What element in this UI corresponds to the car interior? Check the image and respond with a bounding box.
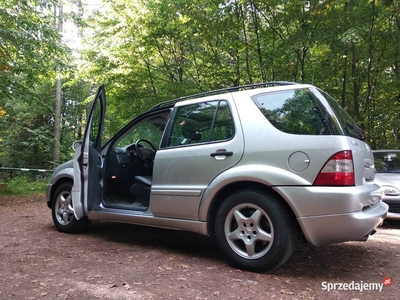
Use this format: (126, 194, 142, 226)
(102, 112, 169, 211)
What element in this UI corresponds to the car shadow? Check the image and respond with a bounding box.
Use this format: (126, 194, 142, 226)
(74, 220, 397, 277)
(84, 221, 224, 262)
(381, 218, 400, 229)
(277, 226, 397, 278)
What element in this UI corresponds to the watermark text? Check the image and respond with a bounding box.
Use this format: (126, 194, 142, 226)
(321, 277, 392, 293)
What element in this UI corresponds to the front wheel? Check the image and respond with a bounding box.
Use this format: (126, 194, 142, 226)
(51, 182, 91, 233)
(215, 190, 296, 272)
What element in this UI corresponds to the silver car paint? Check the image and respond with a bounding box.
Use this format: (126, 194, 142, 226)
(297, 202, 388, 245)
(150, 95, 244, 220)
(45, 160, 74, 204)
(47, 84, 388, 246)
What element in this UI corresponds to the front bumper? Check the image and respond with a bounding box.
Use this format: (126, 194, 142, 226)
(45, 184, 53, 208)
(381, 197, 400, 220)
(386, 212, 400, 220)
(297, 201, 388, 246)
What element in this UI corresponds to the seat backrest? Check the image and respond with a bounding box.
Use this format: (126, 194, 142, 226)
(181, 123, 202, 143)
(134, 175, 152, 187)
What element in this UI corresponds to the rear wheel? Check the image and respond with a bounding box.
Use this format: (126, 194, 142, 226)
(51, 182, 91, 233)
(215, 190, 296, 272)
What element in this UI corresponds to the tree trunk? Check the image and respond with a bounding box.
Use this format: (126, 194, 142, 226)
(53, 0, 63, 163)
(251, 0, 265, 82)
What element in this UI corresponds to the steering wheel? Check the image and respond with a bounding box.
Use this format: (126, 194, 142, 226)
(134, 139, 157, 164)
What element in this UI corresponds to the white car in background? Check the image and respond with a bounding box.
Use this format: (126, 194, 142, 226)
(373, 149, 400, 220)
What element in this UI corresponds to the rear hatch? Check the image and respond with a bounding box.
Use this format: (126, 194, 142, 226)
(248, 85, 376, 186)
(317, 88, 376, 185)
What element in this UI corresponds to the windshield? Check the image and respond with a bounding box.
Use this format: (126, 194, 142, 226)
(374, 151, 400, 173)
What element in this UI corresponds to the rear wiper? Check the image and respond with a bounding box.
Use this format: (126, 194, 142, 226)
(346, 122, 365, 140)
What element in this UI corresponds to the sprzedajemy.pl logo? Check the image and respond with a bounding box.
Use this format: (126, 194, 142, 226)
(321, 277, 392, 293)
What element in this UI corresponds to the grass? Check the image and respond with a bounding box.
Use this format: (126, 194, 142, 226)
(0, 175, 48, 195)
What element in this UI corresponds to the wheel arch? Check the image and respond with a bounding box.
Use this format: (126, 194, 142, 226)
(47, 176, 73, 209)
(204, 181, 301, 237)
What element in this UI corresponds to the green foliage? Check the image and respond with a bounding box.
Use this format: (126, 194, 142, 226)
(0, 0, 65, 101)
(0, 0, 70, 168)
(0, 175, 49, 195)
(1, 0, 400, 172)
(77, 0, 400, 150)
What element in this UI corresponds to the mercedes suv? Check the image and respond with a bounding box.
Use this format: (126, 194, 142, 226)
(46, 82, 388, 272)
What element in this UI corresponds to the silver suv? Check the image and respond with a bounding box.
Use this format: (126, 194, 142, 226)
(46, 82, 388, 272)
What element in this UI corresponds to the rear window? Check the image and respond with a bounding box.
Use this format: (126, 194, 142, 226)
(251, 89, 329, 135)
(318, 89, 365, 140)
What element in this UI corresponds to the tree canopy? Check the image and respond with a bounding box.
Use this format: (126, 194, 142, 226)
(1, 0, 399, 169)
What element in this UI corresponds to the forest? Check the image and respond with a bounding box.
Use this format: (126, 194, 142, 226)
(0, 0, 399, 170)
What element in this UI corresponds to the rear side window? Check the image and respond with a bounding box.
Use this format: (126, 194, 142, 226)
(167, 100, 234, 147)
(251, 89, 329, 135)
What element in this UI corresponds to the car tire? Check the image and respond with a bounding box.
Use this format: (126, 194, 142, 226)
(215, 189, 296, 272)
(51, 182, 91, 233)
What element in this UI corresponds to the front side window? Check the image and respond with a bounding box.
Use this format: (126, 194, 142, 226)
(251, 89, 329, 135)
(114, 114, 168, 149)
(167, 100, 234, 147)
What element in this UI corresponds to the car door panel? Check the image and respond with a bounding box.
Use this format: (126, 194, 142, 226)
(72, 85, 106, 219)
(150, 96, 244, 219)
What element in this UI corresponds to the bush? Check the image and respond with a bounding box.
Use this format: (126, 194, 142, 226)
(0, 175, 49, 195)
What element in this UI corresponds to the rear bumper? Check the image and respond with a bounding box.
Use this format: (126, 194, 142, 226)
(298, 201, 388, 246)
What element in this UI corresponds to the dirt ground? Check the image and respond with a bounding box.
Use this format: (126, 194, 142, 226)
(0, 194, 399, 300)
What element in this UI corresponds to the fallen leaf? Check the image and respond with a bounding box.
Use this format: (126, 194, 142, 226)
(178, 277, 187, 281)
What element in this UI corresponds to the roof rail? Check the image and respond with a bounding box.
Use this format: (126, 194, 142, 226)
(149, 81, 297, 110)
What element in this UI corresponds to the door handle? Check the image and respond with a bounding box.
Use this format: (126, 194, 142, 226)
(210, 150, 233, 157)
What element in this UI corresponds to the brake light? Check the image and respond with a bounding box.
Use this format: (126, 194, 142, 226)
(314, 150, 355, 186)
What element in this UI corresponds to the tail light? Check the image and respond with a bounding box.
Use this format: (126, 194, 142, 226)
(314, 150, 355, 186)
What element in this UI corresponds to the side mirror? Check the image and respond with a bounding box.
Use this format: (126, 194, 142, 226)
(72, 140, 83, 151)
